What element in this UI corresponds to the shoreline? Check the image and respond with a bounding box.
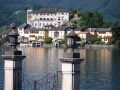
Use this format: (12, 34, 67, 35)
(1, 43, 119, 48)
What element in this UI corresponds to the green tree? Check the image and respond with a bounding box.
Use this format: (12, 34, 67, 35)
(0, 25, 9, 33)
(72, 9, 77, 16)
(79, 11, 106, 28)
(0, 37, 6, 43)
(44, 37, 53, 43)
(111, 22, 120, 45)
(92, 11, 104, 28)
(94, 37, 104, 45)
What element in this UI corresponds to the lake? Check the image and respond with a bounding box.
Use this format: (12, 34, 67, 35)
(0, 46, 120, 90)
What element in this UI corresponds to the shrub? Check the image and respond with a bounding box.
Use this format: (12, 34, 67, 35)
(0, 37, 6, 43)
(106, 38, 114, 45)
(81, 42, 86, 47)
(115, 40, 120, 46)
(44, 37, 53, 43)
(94, 41, 104, 45)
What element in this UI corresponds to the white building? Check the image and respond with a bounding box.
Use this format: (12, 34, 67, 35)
(48, 26, 69, 42)
(17, 23, 31, 42)
(27, 8, 70, 28)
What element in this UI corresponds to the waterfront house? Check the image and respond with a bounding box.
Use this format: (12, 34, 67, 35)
(66, 26, 84, 34)
(0, 28, 11, 42)
(78, 31, 87, 42)
(17, 23, 31, 43)
(27, 8, 70, 28)
(48, 25, 69, 42)
(86, 28, 112, 43)
(28, 27, 49, 42)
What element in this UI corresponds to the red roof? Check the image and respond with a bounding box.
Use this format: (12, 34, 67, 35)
(103, 36, 112, 39)
(78, 32, 87, 35)
(44, 24, 51, 27)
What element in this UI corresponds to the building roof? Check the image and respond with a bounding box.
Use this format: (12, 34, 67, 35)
(26, 26, 69, 32)
(49, 26, 69, 31)
(103, 36, 112, 39)
(31, 8, 69, 14)
(86, 28, 111, 32)
(27, 27, 48, 31)
(78, 32, 87, 35)
(0, 28, 11, 35)
(86, 28, 97, 32)
(96, 28, 111, 32)
(67, 27, 84, 31)
(18, 23, 31, 29)
(44, 24, 56, 28)
(57, 9, 69, 12)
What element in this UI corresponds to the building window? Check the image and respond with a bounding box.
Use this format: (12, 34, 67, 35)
(44, 18, 46, 20)
(29, 35, 35, 37)
(38, 36, 42, 39)
(99, 32, 106, 34)
(40, 18, 42, 20)
(19, 28, 22, 30)
(47, 18, 49, 20)
(54, 32, 59, 38)
(58, 22, 61, 26)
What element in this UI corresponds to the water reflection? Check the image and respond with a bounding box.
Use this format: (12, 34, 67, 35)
(0, 47, 120, 90)
(80, 48, 119, 90)
(111, 49, 120, 90)
(18, 47, 63, 80)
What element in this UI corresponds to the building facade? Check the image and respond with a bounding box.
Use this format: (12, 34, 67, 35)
(27, 8, 70, 28)
(28, 28, 48, 42)
(86, 28, 112, 43)
(17, 23, 31, 42)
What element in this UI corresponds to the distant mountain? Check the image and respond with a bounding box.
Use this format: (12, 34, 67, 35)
(0, 0, 120, 27)
(52, 0, 120, 22)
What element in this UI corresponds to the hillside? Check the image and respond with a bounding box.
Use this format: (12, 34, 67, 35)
(0, 0, 120, 27)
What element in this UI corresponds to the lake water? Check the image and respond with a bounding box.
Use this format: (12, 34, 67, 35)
(0, 46, 120, 90)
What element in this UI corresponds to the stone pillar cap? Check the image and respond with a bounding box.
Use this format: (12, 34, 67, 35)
(1, 55, 26, 61)
(59, 57, 84, 63)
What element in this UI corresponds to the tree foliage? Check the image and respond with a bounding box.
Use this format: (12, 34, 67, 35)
(44, 37, 53, 43)
(72, 9, 77, 16)
(79, 11, 106, 28)
(0, 37, 6, 43)
(94, 37, 104, 45)
(111, 22, 120, 45)
(0, 25, 9, 33)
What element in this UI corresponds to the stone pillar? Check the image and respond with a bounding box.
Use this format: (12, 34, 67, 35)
(60, 49, 83, 90)
(59, 24, 84, 90)
(1, 23, 26, 90)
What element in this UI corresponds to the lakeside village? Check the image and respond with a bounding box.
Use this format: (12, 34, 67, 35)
(0, 8, 119, 48)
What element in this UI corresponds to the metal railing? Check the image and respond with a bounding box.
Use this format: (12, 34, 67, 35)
(15, 70, 62, 90)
